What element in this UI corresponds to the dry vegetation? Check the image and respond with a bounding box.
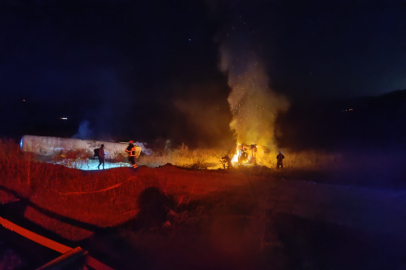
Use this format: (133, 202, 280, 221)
(137, 143, 224, 169)
(137, 142, 343, 170)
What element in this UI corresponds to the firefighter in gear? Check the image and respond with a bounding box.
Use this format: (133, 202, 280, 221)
(126, 140, 138, 169)
(221, 155, 232, 169)
(276, 151, 285, 169)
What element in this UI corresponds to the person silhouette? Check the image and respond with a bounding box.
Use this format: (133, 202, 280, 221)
(97, 144, 105, 170)
(126, 140, 138, 170)
(276, 151, 285, 169)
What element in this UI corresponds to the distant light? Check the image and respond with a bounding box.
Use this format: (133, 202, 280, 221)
(349, 109, 353, 111)
(23, 99, 25, 102)
(20, 138, 23, 149)
(60, 117, 68, 120)
(189, 39, 191, 41)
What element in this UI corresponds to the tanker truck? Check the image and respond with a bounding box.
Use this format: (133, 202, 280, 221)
(20, 135, 142, 160)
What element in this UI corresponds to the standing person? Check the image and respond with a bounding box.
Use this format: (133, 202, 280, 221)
(221, 155, 232, 169)
(276, 151, 285, 169)
(126, 140, 138, 169)
(97, 144, 105, 170)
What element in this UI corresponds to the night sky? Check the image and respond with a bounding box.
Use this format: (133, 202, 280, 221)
(1, 0, 405, 147)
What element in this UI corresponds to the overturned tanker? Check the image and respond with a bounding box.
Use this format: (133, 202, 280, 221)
(231, 143, 271, 166)
(20, 135, 141, 160)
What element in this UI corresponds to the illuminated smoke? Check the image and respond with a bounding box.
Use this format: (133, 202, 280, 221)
(219, 40, 289, 150)
(133, 142, 153, 155)
(73, 120, 93, 139)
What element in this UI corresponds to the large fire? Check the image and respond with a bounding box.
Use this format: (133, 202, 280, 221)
(231, 143, 270, 166)
(220, 35, 289, 169)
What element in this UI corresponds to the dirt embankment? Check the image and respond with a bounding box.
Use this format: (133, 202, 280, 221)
(1, 163, 406, 269)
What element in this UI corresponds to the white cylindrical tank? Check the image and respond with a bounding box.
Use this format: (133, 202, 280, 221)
(20, 135, 141, 159)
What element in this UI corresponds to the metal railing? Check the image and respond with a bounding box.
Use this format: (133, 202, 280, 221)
(0, 216, 114, 270)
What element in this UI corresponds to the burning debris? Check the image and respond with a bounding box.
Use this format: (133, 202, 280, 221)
(231, 143, 270, 166)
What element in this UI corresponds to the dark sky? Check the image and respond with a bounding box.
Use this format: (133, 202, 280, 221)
(1, 0, 405, 146)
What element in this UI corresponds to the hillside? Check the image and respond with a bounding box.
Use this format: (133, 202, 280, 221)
(277, 89, 406, 151)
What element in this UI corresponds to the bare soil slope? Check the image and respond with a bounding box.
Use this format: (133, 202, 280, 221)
(1, 165, 406, 269)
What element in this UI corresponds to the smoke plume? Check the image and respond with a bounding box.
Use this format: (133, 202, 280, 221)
(219, 26, 289, 150)
(73, 120, 93, 139)
(133, 142, 153, 155)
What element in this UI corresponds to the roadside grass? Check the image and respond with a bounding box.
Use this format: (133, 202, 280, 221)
(136, 142, 343, 170)
(137, 145, 224, 169)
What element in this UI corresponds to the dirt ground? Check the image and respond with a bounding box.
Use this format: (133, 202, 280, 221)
(1, 165, 406, 269)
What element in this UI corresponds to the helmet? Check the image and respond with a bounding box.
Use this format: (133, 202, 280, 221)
(129, 140, 134, 144)
(278, 151, 282, 154)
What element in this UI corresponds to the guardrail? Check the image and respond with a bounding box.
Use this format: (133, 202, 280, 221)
(0, 216, 114, 270)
